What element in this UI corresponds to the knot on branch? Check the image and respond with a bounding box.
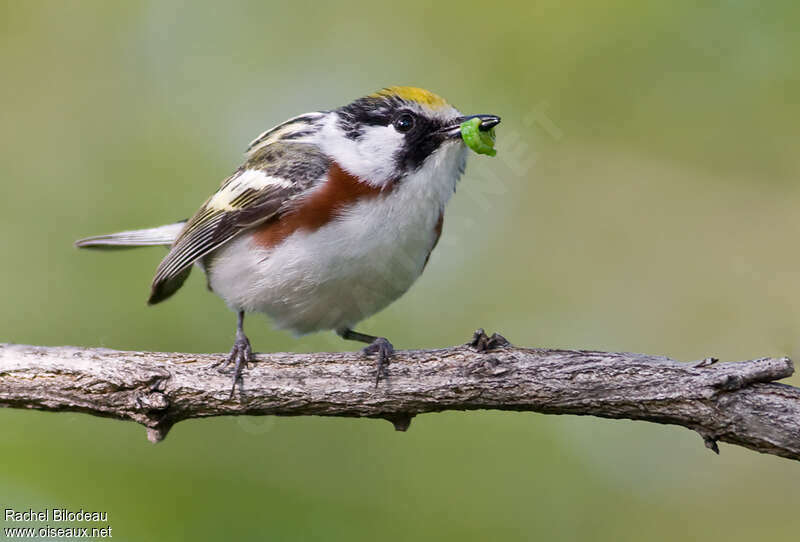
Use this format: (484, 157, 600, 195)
(463, 355, 514, 378)
(146, 423, 173, 444)
(135, 391, 169, 412)
(383, 413, 414, 432)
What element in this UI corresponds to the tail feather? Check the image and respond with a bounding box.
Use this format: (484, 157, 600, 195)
(75, 221, 186, 249)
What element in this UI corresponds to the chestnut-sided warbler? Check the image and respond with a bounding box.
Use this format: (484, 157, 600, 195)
(76, 86, 500, 395)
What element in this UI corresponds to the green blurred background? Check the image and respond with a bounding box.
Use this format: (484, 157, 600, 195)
(2, 1, 799, 540)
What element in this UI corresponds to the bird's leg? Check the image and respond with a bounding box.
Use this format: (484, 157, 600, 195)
(338, 328, 394, 386)
(212, 311, 253, 398)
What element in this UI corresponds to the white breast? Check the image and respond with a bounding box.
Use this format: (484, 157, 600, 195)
(207, 141, 467, 335)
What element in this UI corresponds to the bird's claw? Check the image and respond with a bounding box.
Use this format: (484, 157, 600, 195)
(469, 328, 511, 353)
(362, 337, 394, 387)
(212, 334, 253, 399)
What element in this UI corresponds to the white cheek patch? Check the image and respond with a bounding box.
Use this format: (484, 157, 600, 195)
(357, 124, 404, 180)
(207, 170, 292, 211)
(318, 114, 404, 186)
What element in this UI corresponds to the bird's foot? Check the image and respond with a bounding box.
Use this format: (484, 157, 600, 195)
(362, 337, 394, 387)
(469, 328, 511, 353)
(212, 334, 253, 398)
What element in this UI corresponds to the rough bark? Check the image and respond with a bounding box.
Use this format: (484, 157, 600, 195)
(0, 331, 798, 461)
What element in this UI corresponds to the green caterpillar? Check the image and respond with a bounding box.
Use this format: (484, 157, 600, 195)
(460, 117, 497, 156)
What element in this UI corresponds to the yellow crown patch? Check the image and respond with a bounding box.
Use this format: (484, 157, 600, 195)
(372, 86, 448, 109)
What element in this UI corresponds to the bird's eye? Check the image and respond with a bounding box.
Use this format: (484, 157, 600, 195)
(393, 113, 415, 133)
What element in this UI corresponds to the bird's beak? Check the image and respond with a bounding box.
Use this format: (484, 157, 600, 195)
(441, 114, 501, 139)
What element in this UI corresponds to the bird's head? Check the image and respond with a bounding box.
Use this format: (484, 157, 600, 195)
(326, 86, 500, 187)
(248, 87, 500, 189)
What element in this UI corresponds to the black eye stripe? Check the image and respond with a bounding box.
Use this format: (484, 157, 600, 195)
(396, 115, 451, 172)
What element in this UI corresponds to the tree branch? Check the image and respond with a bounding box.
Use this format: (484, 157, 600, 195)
(1, 331, 798, 461)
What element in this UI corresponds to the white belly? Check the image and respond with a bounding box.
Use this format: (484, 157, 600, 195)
(206, 143, 466, 334)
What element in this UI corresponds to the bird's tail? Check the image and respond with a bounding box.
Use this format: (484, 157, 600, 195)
(74, 221, 186, 249)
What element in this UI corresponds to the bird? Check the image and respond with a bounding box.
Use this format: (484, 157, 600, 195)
(75, 86, 500, 395)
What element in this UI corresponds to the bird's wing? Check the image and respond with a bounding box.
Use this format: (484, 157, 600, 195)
(149, 141, 330, 304)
